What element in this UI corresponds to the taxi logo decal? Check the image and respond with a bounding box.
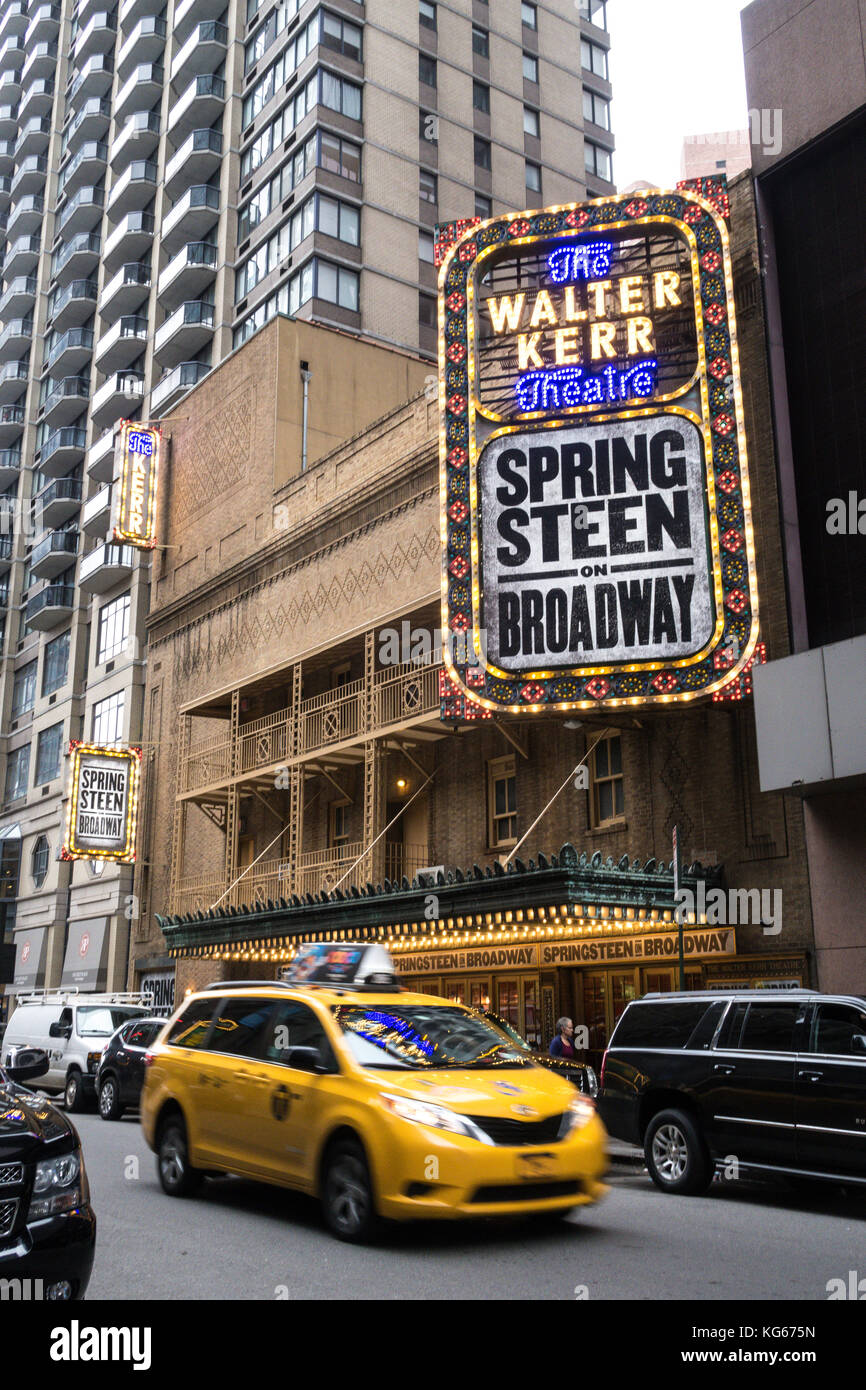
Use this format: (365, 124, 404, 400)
(511, 1105, 537, 1117)
(493, 1081, 521, 1095)
(271, 1085, 292, 1122)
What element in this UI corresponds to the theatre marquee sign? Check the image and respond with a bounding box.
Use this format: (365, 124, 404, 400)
(62, 743, 142, 863)
(437, 188, 759, 711)
(394, 927, 736, 975)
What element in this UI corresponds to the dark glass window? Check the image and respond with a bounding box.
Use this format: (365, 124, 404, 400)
(419, 0, 436, 29)
(126, 1021, 159, 1048)
(11, 660, 37, 718)
(165, 998, 216, 1050)
(521, 2, 537, 29)
(419, 53, 436, 87)
(737, 1004, 800, 1053)
(526, 161, 541, 192)
(474, 136, 491, 170)
(475, 192, 492, 219)
(31, 834, 50, 888)
(813, 1004, 866, 1056)
(35, 723, 63, 785)
(4, 745, 29, 801)
(419, 292, 436, 327)
(472, 25, 488, 58)
(419, 168, 437, 203)
(210, 997, 278, 1057)
(42, 631, 70, 696)
(473, 81, 490, 114)
(523, 51, 538, 83)
(612, 1001, 713, 1049)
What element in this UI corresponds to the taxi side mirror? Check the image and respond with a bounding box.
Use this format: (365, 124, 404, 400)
(284, 1044, 332, 1074)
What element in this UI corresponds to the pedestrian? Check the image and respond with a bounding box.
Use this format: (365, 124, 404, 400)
(549, 1016, 575, 1058)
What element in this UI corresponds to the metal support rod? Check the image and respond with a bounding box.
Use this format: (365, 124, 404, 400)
(505, 728, 611, 864)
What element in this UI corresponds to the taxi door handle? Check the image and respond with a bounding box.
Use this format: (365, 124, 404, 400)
(798, 1070, 823, 1083)
(236, 1071, 268, 1083)
(198, 1072, 222, 1087)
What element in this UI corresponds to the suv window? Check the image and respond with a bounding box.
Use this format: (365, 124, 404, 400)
(612, 1001, 712, 1048)
(737, 1003, 800, 1053)
(813, 1004, 866, 1056)
(210, 998, 278, 1058)
(165, 998, 216, 1050)
(125, 1021, 158, 1048)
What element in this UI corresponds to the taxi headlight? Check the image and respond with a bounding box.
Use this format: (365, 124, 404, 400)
(559, 1097, 596, 1136)
(381, 1093, 493, 1144)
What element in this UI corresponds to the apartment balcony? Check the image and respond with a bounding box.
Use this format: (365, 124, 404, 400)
(79, 540, 134, 592)
(172, 0, 226, 36)
(170, 20, 226, 87)
(106, 157, 157, 216)
(25, 582, 76, 629)
(57, 185, 104, 235)
(0, 274, 36, 317)
(0, 362, 28, 403)
(98, 260, 150, 319)
(0, 137, 14, 171)
(49, 278, 98, 330)
(10, 152, 46, 197)
(30, 528, 78, 578)
(0, 69, 22, 105)
(67, 53, 113, 106)
(73, 11, 116, 62)
(91, 370, 144, 427)
(157, 240, 216, 309)
(16, 77, 52, 123)
(6, 192, 43, 237)
(109, 110, 159, 171)
(0, 104, 19, 139)
(0, 447, 21, 487)
(114, 62, 163, 123)
(0, 530, 14, 567)
(0, 3, 27, 46)
(154, 301, 213, 363)
(94, 314, 148, 372)
(81, 482, 111, 536)
(102, 208, 153, 270)
(164, 127, 221, 199)
(0, 34, 24, 72)
(64, 95, 110, 147)
(116, 15, 165, 79)
(161, 183, 219, 254)
(13, 114, 49, 157)
(0, 172, 9, 208)
(0, 403, 25, 444)
(86, 427, 116, 482)
(45, 326, 94, 377)
(2, 233, 39, 277)
(52, 231, 101, 285)
(166, 73, 225, 144)
(20, 39, 57, 84)
(119, 0, 164, 28)
(25, 5, 60, 46)
(58, 139, 107, 196)
(42, 375, 90, 427)
(0, 577, 9, 608)
(0, 319, 33, 362)
(35, 475, 83, 523)
(150, 359, 208, 413)
(38, 428, 87, 478)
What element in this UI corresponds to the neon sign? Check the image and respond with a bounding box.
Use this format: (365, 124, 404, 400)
(112, 419, 161, 550)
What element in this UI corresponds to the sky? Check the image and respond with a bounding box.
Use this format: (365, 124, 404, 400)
(607, 0, 755, 191)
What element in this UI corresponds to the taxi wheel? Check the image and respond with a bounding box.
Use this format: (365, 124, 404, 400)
(98, 1076, 123, 1121)
(644, 1109, 712, 1195)
(323, 1138, 379, 1243)
(157, 1118, 203, 1198)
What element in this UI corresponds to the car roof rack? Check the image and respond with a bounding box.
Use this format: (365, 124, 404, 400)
(15, 989, 153, 1005)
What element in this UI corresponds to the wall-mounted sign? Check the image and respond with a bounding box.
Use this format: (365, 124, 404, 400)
(62, 743, 141, 863)
(437, 187, 759, 711)
(393, 927, 736, 974)
(112, 420, 161, 549)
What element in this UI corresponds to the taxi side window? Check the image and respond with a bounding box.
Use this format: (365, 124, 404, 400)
(209, 998, 277, 1058)
(166, 999, 217, 1050)
(813, 1004, 866, 1057)
(265, 1001, 337, 1071)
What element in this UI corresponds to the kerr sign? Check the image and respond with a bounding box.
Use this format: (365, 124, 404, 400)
(113, 420, 161, 549)
(62, 743, 141, 863)
(437, 185, 759, 711)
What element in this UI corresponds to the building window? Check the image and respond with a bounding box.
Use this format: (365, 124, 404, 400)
(474, 136, 491, 170)
(523, 106, 540, 138)
(35, 723, 63, 785)
(319, 131, 361, 182)
(419, 168, 437, 204)
(475, 192, 492, 219)
(473, 80, 490, 114)
(589, 734, 624, 828)
(585, 139, 613, 180)
(4, 745, 29, 801)
(97, 593, 130, 664)
(319, 70, 362, 121)
(521, 2, 537, 29)
(11, 660, 37, 719)
(579, 0, 608, 26)
(526, 161, 541, 192)
(419, 0, 436, 29)
(581, 38, 608, 78)
(312, 260, 359, 311)
(320, 10, 362, 61)
(472, 24, 488, 57)
(419, 230, 434, 263)
(419, 53, 437, 87)
(419, 291, 436, 327)
(31, 834, 50, 889)
(488, 755, 517, 847)
(329, 799, 350, 848)
(42, 631, 70, 696)
(583, 87, 610, 130)
(523, 51, 538, 83)
(92, 691, 125, 745)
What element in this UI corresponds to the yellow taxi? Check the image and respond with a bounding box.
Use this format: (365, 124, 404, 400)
(140, 942, 608, 1241)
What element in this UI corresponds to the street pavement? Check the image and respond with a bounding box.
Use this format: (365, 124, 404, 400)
(74, 1110, 866, 1301)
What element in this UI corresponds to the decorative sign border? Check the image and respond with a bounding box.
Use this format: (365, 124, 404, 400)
(437, 188, 759, 712)
(113, 419, 162, 550)
(62, 742, 142, 863)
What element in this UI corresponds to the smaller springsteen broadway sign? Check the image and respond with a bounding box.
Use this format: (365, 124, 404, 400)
(62, 744, 141, 863)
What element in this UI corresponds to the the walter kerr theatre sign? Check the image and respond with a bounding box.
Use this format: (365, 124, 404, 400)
(62, 743, 141, 863)
(437, 188, 759, 711)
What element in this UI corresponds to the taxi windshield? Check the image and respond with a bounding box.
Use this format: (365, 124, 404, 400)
(332, 1004, 533, 1070)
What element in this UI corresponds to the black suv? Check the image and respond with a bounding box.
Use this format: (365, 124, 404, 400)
(0, 1047, 96, 1299)
(97, 1016, 165, 1120)
(598, 990, 866, 1194)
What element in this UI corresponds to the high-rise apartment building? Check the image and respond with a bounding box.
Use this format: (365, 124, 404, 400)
(0, 0, 614, 1022)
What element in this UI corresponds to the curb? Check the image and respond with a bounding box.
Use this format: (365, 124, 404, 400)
(607, 1147, 646, 1169)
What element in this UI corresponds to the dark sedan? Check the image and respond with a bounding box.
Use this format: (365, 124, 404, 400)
(0, 1047, 96, 1300)
(96, 1016, 166, 1120)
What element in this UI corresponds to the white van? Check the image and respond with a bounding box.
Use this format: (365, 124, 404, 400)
(2, 989, 152, 1111)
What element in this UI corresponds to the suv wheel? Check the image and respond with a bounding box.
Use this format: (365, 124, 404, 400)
(98, 1075, 123, 1121)
(157, 1118, 202, 1198)
(64, 1070, 85, 1114)
(323, 1138, 379, 1243)
(644, 1109, 712, 1195)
